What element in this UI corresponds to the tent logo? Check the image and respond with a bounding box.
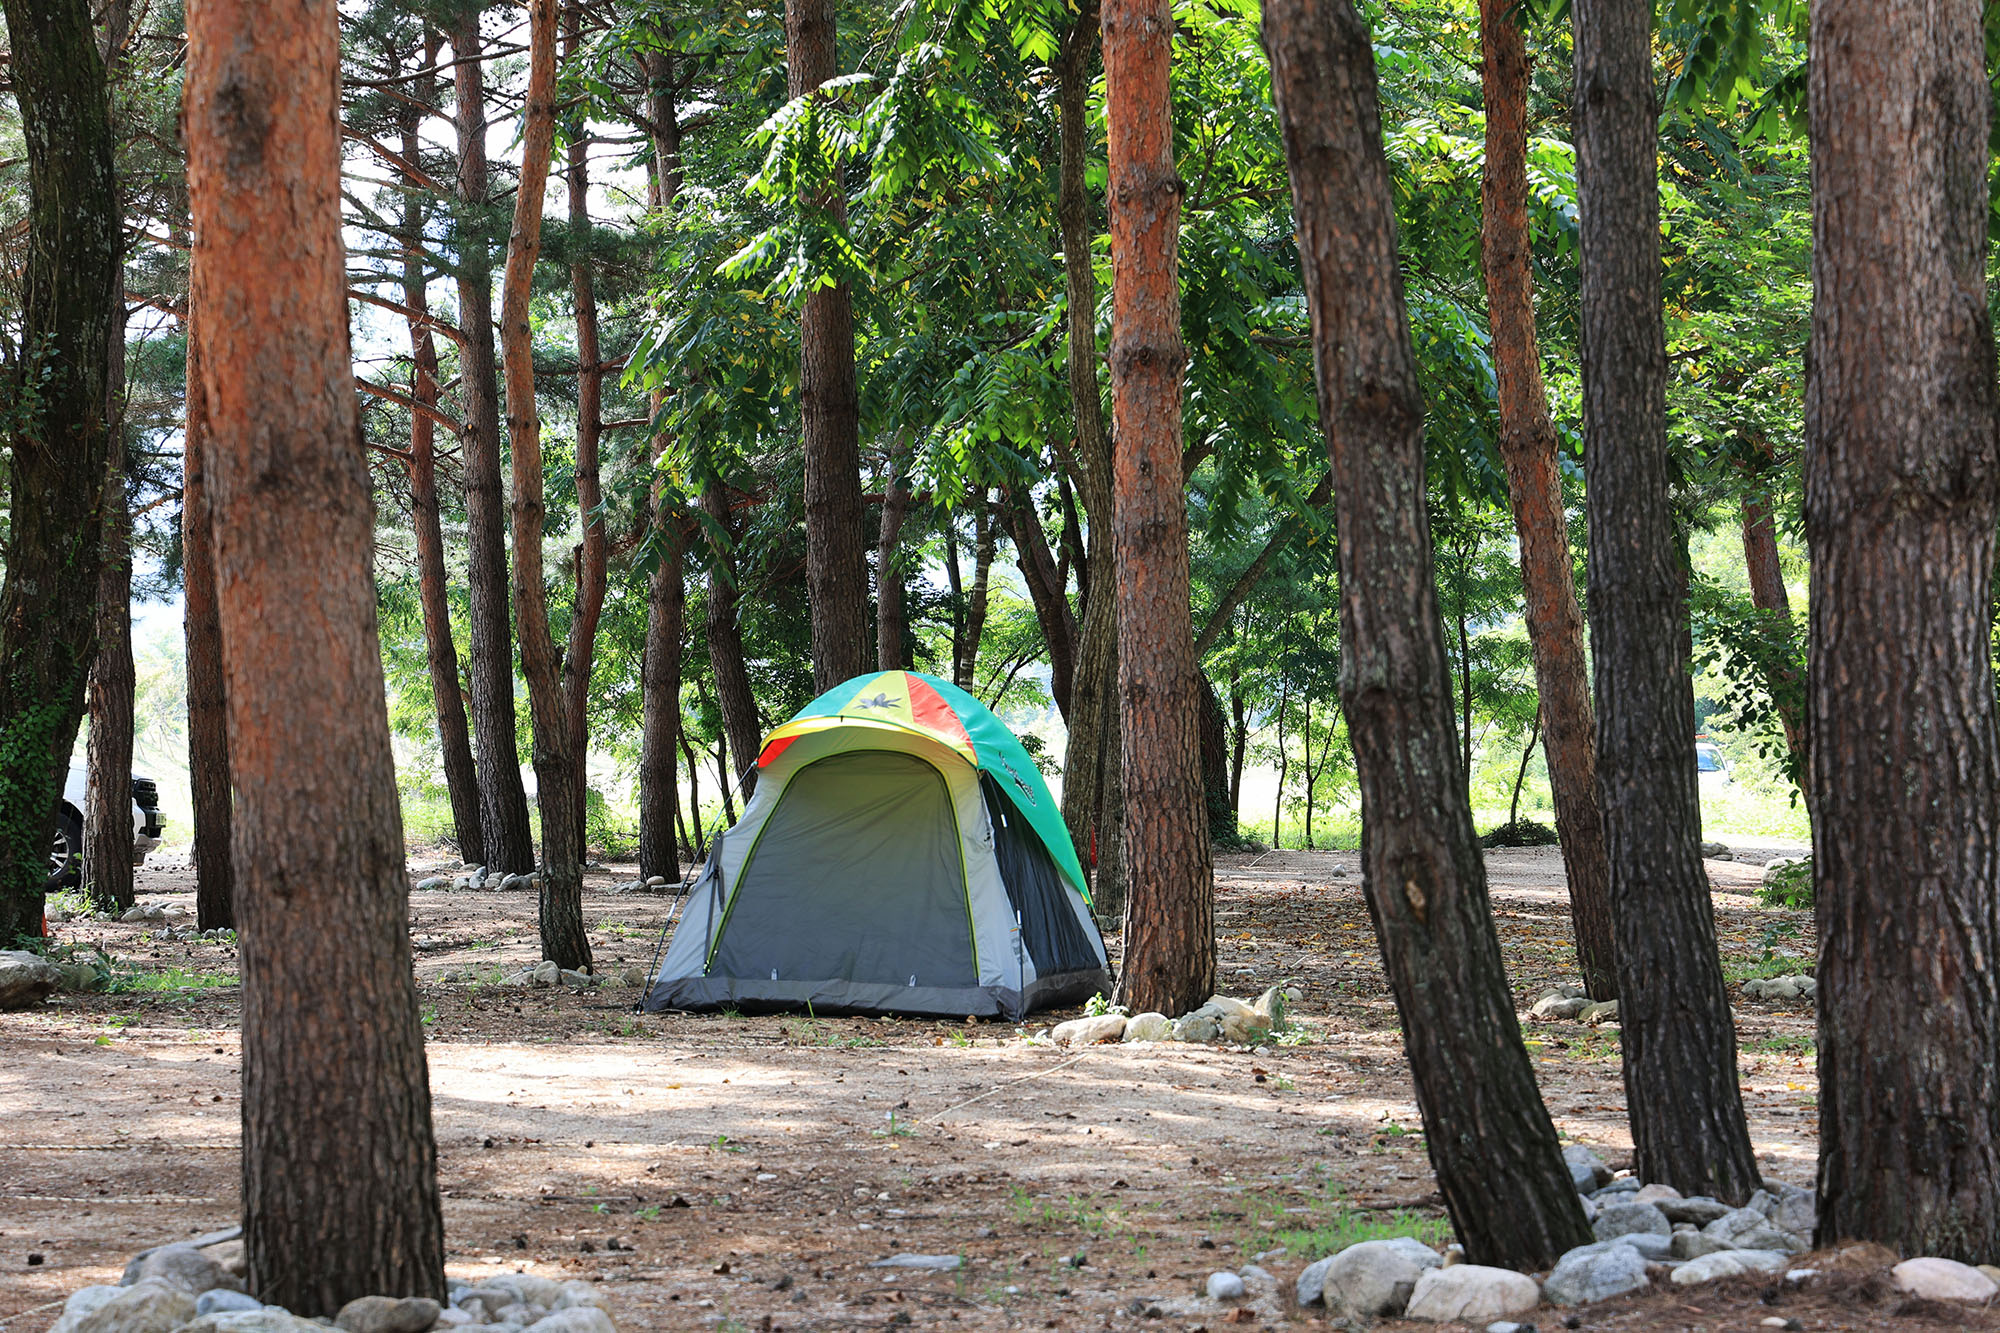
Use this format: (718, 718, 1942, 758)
(854, 692, 902, 712)
(1001, 759, 1036, 804)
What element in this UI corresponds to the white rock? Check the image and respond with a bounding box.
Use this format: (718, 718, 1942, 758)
(1122, 1012, 1173, 1042)
(1171, 1013, 1221, 1044)
(1562, 1144, 1609, 1191)
(0, 949, 62, 1009)
(1532, 994, 1589, 1019)
(194, 1293, 263, 1316)
(1297, 1237, 1440, 1312)
(433, 1311, 475, 1328)
(1669, 1250, 1789, 1286)
(868, 1254, 962, 1270)
(523, 1312, 614, 1333)
(1404, 1265, 1540, 1322)
(72, 1281, 197, 1333)
(1892, 1257, 2000, 1302)
(1632, 1183, 1683, 1205)
(48, 1286, 123, 1333)
(1204, 1271, 1246, 1302)
(552, 1284, 605, 1312)
(176, 1314, 325, 1333)
(121, 1244, 242, 1295)
(1050, 1015, 1126, 1046)
(1544, 1241, 1651, 1306)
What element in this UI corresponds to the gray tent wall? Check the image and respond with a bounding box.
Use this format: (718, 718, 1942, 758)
(645, 725, 1108, 1018)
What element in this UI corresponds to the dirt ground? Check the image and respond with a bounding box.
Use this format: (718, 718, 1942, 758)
(2, 844, 1982, 1332)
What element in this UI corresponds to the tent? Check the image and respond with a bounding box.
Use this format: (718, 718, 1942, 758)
(644, 670, 1110, 1019)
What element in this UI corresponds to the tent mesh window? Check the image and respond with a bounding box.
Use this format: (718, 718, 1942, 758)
(980, 772, 1101, 975)
(709, 750, 977, 987)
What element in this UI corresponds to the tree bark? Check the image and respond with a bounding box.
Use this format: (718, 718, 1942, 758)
(1739, 453, 1805, 763)
(1103, 0, 1216, 1019)
(0, 0, 117, 941)
(702, 479, 763, 797)
(452, 8, 536, 874)
(876, 434, 913, 671)
(1572, 0, 1759, 1201)
(184, 0, 444, 1305)
(1003, 482, 1077, 713)
(1478, 0, 1617, 1000)
(956, 495, 996, 690)
(787, 0, 871, 690)
(1807, 0, 2000, 1260)
(503, 0, 591, 971)
(400, 86, 485, 868)
(1055, 0, 1126, 917)
(637, 31, 687, 881)
(561, 0, 609, 854)
(88, 269, 136, 915)
(183, 298, 234, 933)
(1262, 0, 1594, 1269)
(638, 517, 685, 881)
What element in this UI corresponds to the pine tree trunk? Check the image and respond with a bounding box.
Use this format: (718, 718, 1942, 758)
(702, 479, 763, 797)
(400, 96, 485, 868)
(638, 516, 685, 882)
(1571, 0, 1759, 1201)
(452, 8, 536, 875)
(1807, 0, 2000, 1260)
(1262, 0, 1594, 1269)
(787, 0, 871, 690)
(1055, 0, 1126, 916)
(88, 286, 136, 915)
(504, 0, 590, 972)
(1479, 0, 1617, 999)
(1739, 458, 1805, 764)
(1004, 483, 1077, 712)
(956, 496, 996, 690)
(876, 434, 913, 671)
(0, 0, 117, 941)
(562, 2, 609, 854)
(637, 33, 687, 881)
(1102, 0, 1216, 1019)
(183, 300, 234, 933)
(184, 0, 444, 1304)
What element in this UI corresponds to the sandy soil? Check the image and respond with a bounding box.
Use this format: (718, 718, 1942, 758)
(3, 843, 1975, 1332)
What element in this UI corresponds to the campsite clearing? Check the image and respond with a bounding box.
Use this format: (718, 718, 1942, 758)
(4, 846, 1955, 1332)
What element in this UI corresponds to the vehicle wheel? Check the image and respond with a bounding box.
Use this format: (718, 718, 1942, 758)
(47, 804, 82, 890)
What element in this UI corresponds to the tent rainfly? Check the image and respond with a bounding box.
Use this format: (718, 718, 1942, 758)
(644, 671, 1110, 1019)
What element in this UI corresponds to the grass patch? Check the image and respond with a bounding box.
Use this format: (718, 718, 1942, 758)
(1723, 955, 1813, 984)
(1741, 1033, 1816, 1057)
(1237, 1176, 1451, 1257)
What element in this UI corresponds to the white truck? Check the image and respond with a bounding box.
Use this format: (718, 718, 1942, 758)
(48, 767, 165, 887)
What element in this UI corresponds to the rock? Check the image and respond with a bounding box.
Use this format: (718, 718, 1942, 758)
(434, 1313, 474, 1329)
(1204, 1271, 1246, 1302)
(493, 1305, 534, 1326)
(1658, 1196, 1732, 1227)
(521, 1316, 611, 1333)
(1544, 1242, 1652, 1306)
(336, 1297, 441, 1333)
(1202, 995, 1259, 1020)
(1122, 1012, 1173, 1043)
(122, 1244, 244, 1295)
(74, 1281, 199, 1333)
(0, 949, 62, 1009)
(196, 1293, 264, 1317)
(1251, 986, 1289, 1030)
(176, 1313, 325, 1333)
(1591, 1176, 1641, 1198)
(1486, 1325, 1532, 1333)
(1532, 994, 1589, 1020)
(1593, 1201, 1671, 1242)
(415, 877, 448, 891)
(1701, 1207, 1768, 1243)
(1700, 841, 1730, 859)
(1217, 1009, 1271, 1045)
(645, 875, 668, 888)
(1579, 999, 1619, 1025)
(1562, 1145, 1610, 1191)
(551, 1284, 604, 1313)
(1404, 1265, 1540, 1322)
(1610, 1232, 1673, 1260)
(868, 1255, 963, 1271)
(1171, 1013, 1220, 1044)
(1051, 1015, 1126, 1046)
(530, 960, 560, 986)
(1576, 1194, 1598, 1223)
(559, 970, 595, 989)
(1297, 1237, 1441, 1314)
(1631, 1183, 1682, 1206)
(1769, 1184, 1815, 1237)
(1671, 1231, 1736, 1260)
(1891, 1257, 2000, 1302)
(1761, 857, 1805, 885)
(48, 1287, 124, 1333)
(1671, 1250, 1790, 1286)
